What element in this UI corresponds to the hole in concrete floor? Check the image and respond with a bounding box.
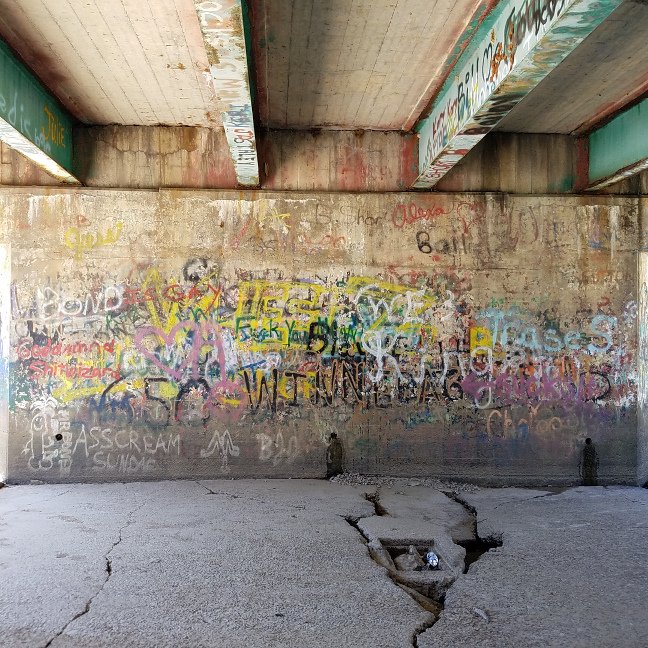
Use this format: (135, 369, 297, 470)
(456, 537, 502, 574)
(385, 544, 438, 569)
(364, 491, 387, 516)
(347, 493, 505, 647)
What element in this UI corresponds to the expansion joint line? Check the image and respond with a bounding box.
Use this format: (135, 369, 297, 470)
(42, 501, 147, 648)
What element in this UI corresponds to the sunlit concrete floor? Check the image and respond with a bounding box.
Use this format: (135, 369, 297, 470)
(0, 480, 646, 648)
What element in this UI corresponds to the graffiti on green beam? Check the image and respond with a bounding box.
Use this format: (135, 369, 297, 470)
(414, 0, 623, 188)
(195, 0, 259, 187)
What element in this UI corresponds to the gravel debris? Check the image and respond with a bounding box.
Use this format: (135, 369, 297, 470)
(329, 472, 480, 493)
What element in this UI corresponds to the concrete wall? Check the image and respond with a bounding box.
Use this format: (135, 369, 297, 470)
(8, 124, 648, 196)
(2, 127, 578, 195)
(0, 188, 639, 484)
(260, 130, 419, 192)
(74, 127, 238, 189)
(0, 243, 8, 481)
(638, 253, 648, 486)
(437, 133, 577, 194)
(75, 127, 418, 192)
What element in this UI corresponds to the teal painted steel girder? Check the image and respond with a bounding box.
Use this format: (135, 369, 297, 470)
(413, 0, 623, 189)
(589, 98, 648, 190)
(0, 38, 77, 181)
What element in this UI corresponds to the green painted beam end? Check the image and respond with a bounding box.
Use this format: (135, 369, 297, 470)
(0, 39, 76, 177)
(589, 98, 648, 186)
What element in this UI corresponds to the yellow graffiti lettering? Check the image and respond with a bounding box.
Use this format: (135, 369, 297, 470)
(64, 222, 123, 260)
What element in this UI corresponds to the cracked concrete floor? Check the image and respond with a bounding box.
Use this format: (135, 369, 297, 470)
(0, 481, 647, 648)
(419, 486, 648, 648)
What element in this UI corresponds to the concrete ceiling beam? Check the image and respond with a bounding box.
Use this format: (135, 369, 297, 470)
(0, 38, 79, 184)
(194, 0, 259, 187)
(587, 98, 648, 191)
(412, 0, 624, 189)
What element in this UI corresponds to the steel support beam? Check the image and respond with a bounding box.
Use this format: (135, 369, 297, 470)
(413, 0, 623, 189)
(0, 39, 78, 184)
(195, 1, 259, 187)
(588, 98, 648, 190)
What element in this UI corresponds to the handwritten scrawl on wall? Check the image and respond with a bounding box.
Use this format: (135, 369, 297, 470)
(4, 192, 639, 481)
(11, 266, 636, 478)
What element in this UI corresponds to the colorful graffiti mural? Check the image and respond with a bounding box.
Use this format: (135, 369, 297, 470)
(1, 190, 639, 483)
(9, 262, 637, 479)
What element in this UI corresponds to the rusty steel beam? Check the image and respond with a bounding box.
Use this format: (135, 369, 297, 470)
(194, 0, 259, 187)
(413, 0, 623, 189)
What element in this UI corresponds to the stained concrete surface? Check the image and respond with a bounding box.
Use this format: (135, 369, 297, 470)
(0, 481, 646, 648)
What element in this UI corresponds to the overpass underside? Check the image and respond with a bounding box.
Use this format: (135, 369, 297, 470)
(1, 0, 648, 486)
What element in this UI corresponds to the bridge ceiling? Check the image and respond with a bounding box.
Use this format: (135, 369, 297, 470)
(2, 0, 644, 138)
(496, 0, 648, 136)
(251, 0, 489, 130)
(0, 0, 647, 189)
(0, 0, 217, 126)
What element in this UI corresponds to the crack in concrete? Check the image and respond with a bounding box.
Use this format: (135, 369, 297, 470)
(409, 491, 502, 644)
(344, 513, 370, 540)
(443, 491, 477, 516)
(196, 480, 311, 511)
(197, 481, 256, 501)
(529, 491, 566, 500)
(344, 489, 437, 648)
(364, 487, 388, 516)
(196, 481, 222, 496)
(412, 617, 437, 648)
(443, 492, 503, 561)
(41, 501, 146, 648)
(0, 488, 76, 518)
(617, 491, 648, 506)
(484, 489, 566, 512)
(402, 491, 504, 644)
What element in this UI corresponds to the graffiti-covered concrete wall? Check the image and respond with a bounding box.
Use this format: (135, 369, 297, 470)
(638, 252, 648, 486)
(0, 188, 639, 484)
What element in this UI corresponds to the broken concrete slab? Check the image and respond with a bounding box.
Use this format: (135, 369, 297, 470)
(1, 481, 647, 648)
(380, 487, 476, 543)
(0, 480, 426, 648)
(419, 486, 648, 648)
(358, 487, 474, 577)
